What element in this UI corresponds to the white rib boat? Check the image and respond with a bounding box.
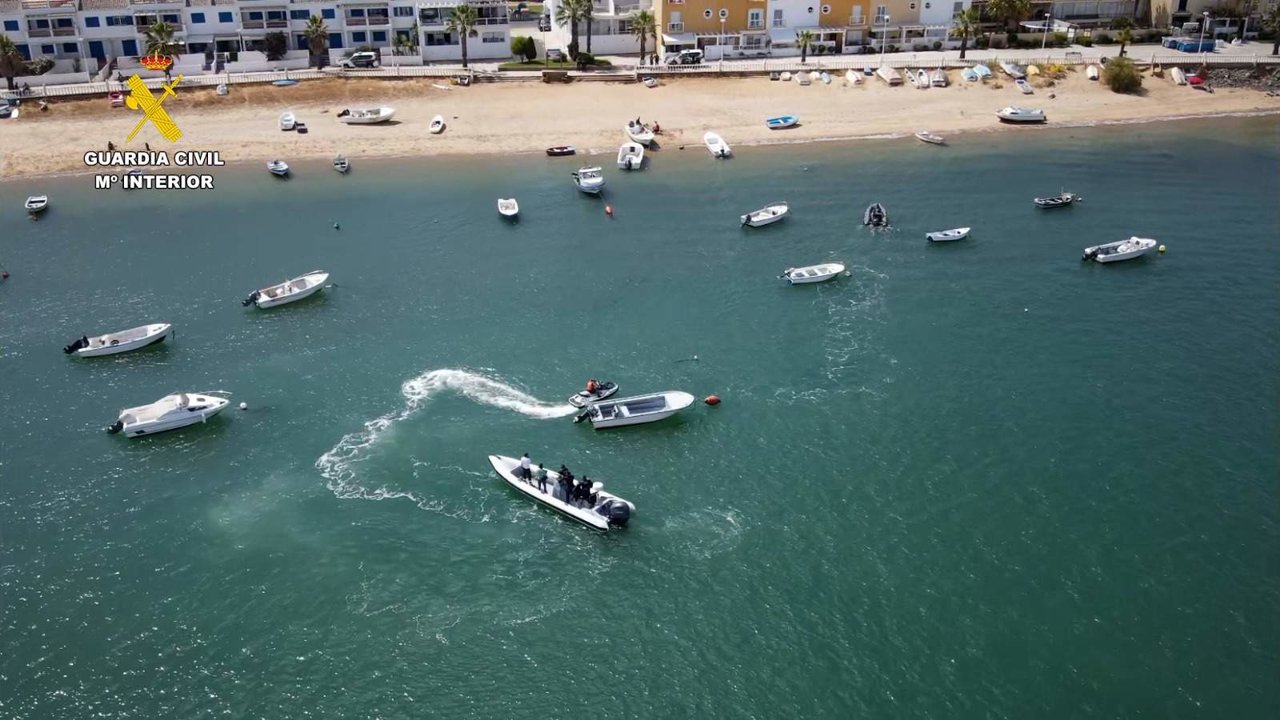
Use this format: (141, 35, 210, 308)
(64, 323, 172, 357)
(741, 202, 789, 227)
(497, 197, 519, 218)
(780, 262, 846, 285)
(279, 111, 296, 131)
(616, 141, 645, 170)
(574, 390, 696, 429)
(625, 122, 655, 146)
(429, 114, 445, 134)
(336, 106, 395, 124)
(243, 270, 330, 308)
(568, 380, 619, 408)
(106, 392, 231, 438)
(332, 154, 350, 173)
(704, 131, 731, 158)
(572, 166, 605, 195)
(487, 454, 635, 531)
(25, 195, 48, 214)
(1082, 236, 1158, 263)
(926, 227, 970, 242)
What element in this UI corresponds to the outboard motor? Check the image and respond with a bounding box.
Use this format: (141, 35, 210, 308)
(64, 335, 89, 354)
(106, 419, 124, 434)
(241, 290, 260, 307)
(601, 499, 631, 528)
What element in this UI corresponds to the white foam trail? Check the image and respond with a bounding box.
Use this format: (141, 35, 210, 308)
(316, 368, 575, 502)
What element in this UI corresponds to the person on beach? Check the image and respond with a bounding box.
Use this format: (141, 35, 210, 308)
(107, 141, 115, 152)
(534, 464, 547, 493)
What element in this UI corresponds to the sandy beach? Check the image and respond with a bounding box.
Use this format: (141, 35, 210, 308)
(2, 70, 1279, 178)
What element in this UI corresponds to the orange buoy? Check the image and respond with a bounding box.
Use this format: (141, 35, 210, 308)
(605, 205, 613, 216)
(704, 395, 721, 406)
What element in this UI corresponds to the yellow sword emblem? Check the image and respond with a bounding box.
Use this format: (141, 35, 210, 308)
(125, 74, 184, 143)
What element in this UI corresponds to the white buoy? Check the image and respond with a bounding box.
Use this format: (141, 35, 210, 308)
(239, 402, 248, 410)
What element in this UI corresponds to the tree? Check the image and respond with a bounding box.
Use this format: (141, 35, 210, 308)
(1265, 4, 1280, 55)
(953, 7, 980, 60)
(522, 35, 537, 61)
(583, 0, 594, 54)
(797, 29, 813, 63)
(263, 31, 288, 61)
(1102, 56, 1142, 93)
(631, 9, 656, 66)
(986, 0, 1031, 32)
(0, 35, 25, 91)
(143, 21, 183, 79)
(447, 3, 479, 68)
(395, 23, 420, 56)
(1117, 26, 1133, 56)
(303, 15, 329, 67)
(554, 0, 586, 59)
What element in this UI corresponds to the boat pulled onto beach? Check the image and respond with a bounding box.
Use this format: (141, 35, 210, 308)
(337, 107, 395, 124)
(997, 106, 1047, 124)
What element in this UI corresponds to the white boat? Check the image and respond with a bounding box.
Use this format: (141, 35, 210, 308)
(332, 154, 350, 173)
(64, 323, 172, 357)
(741, 202, 789, 227)
(1000, 61, 1027, 79)
(1082, 236, 1158, 263)
(487, 454, 634, 531)
(266, 160, 289, 176)
(574, 390, 696, 429)
(572, 166, 605, 195)
(616, 141, 645, 170)
(279, 111, 296, 131)
(625, 121, 655, 146)
(820, 71, 831, 84)
(765, 115, 799, 129)
(996, 106, 1046, 123)
(568, 380, 619, 408)
(915, 130, 945, 145)
(1086, 64, 1100, 80)
(845, 69, 861, 85)
(781, 71, 793, 82)
(931, 68, 948, 87)
(497, 197, 519, 218)
(1016, 78, 1034, 94)
(973, 64, 993, 79)
(796, 72, 812, 86)
(336, 106, 395, 124)
(1034, 191, 1079, 209)
(25, 195, 48, 214)
(1171, 67, 1188, 85)
(704, 131, 731, 158)
(106, 391, 230, 438)
(243, 270, 330, 309)
(875, 66, 903, 86)
(926, 227, 970, 242)
(642, 76, 658, 88)
(809, 70, 821, 82)
(916, 69, 930, 89)
(962, 67, 979, 82)
(429, 114, 445, 134)
(779, 262, 846, 285)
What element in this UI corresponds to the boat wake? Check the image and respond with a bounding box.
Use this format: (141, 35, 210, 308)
(315, 368, 576, 507)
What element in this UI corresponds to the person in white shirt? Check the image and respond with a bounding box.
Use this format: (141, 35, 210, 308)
(519, 453, 532, 483)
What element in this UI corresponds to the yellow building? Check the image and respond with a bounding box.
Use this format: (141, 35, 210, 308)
(657, 0, 875, 59)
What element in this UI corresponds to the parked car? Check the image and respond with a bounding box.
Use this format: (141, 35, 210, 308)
(340, 51, 380, 69)
(665, 49, 704, 65)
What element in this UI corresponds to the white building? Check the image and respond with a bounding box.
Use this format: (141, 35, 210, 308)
(542, 0, 650, 57)
(417, 0, 510, 62)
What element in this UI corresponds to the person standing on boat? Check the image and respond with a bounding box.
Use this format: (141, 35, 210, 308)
(534, 464, 548, 493)
(519, 453, 532, 483)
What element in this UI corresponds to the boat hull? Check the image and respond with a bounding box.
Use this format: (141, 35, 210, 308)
(488, 455, 634, 531)
(741, 204, 788, 227)
(926, 228, 970, 242)
(74, 324, 172, 357)
(584, 391, 695, 430)
(119, 396, 229, 438)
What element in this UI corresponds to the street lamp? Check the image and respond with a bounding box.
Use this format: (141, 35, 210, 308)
(1199, 11, 1210, 57)
(719, 16, 726, 72)
(878, 13, 890, 68)
(1041, 13, 1051, 52)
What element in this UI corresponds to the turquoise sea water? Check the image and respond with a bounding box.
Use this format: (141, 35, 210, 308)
(1, 118, 1277, 718)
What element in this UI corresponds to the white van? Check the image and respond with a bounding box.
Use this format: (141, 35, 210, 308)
(340, 51, 380, 69)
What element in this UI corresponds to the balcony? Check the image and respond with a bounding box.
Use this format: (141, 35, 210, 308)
(848, 14, 866, 27)
(747, 20, 763, 30)
(667, 21, 683, 31)
(27, 26, 79, 37)
(20, 0, 77, 8)
(346, 15, 391, 26)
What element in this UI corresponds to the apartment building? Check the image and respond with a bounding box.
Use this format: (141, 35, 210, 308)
(542, 0, 652, 56)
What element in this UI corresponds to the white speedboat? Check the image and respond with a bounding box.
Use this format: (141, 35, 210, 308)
(487, 454, 634, 531)
(875, 66, 903, 86)
(931, 68, 948, 87)
(1086, 64, 1100, 81)
(25, 195, 48, 214)
(267, 160, 290, 176)
(332, 154, 350, 173)
(1016, 78, 1034, 94)
(926, 227, 970, 242)
(796, 72, 812, 86)
(279, 111, 296, 131)
(429, 114, 445, 134)
(1082, 236, 1158, 263)
(572, 166, 605, 195)
(845, 69, 861, 85)
(915, 130, 945, 145)
(106, 392, 231, 438)
(625, 121, 655, 146)
(781, 71, 793, 82)
(741, 202, 789, 227)
(575, 390, 695, 429)
(243, 270, 330, 309)
(568, 380, 619, 408)
(65, 323, 172, 357)
(780, 262, 846, 285)
(337, 106, 395, 124)
(497, 197, 519, 218)
(704, 131, 731, 158)
(616, 141, 645, 170)
(916, 69, 930, 89)
(642, 76, 658, 88)
(997, 106, 1046, 123)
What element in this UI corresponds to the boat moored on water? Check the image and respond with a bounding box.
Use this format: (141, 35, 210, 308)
(332, 154, 350, 173)
(243, 270, 330, 308)
(741, 202, 789, 227)
(488, 454, 634, 531)
(617, 142, 645, 170)
(574, 390, 696, 429)
(568, 380, 619, 408)
(915, 130, 945, 145)
(766, 115, 798, 129)
(572, 166, 606, 194)
(1082, 236, 1158, 263)
(267, 160, 290, 176)
(926, 227, 970, 242)
(106, 392, 231, 438)
(65, 323, 172, 357)
(1034, 191, 1079, 208)
(337, 107, 395, 124)
(497, 197, 519, 218)
(864, 202, 889, 227)
(997, 106, 1047, 123)
(780, 262, 846, 285)
(704, 131, 731, 158)
(25, 195, 48, 214)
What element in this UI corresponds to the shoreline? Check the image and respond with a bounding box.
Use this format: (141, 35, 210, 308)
(2, 74, 1278, 181)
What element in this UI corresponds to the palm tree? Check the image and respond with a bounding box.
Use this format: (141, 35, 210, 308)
(303, 15, 329, 68)
(1116, 26, 1133, 57)
(554, 0, 586, 59)
(1264, 4, 1280, 55)
(985, 0, 1031, 33)
(631, 9, 656, 66)
(447, 3, 479, 68)
(0, 35, 26, 91)
(797, 29, 813, 64)
(142, 21, 182, 79)
(953, 7, 980, 60)
(583, 0, 594, 54)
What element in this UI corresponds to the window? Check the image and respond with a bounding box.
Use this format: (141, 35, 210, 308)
(32, 18, 48, 28)
(106, 16, 134, 26)
(42, 44, 55, 54)
(351, 31, 366, 42)
(62, 42, 77, 53)
(747, 8, 763, 29)
(667, 10, 682, 30)
(350, 8, 365, 17)
(161, 14, 178, 23)
(925, 2, 931, 7)
(423, 31, 456, 45)
(703, 9, 712, 18)
(718, 8, 728, 19)
(290, 10, 309, 20)
(2, 20, 16, 31)
(618, 18, 633, 34)
(267, 11, 286, 21)
(953, 1, 963, 14)
(218, 11, 233, 22)
(190, 12, 204, 23)
(821, 4, 831, 14)
(874, 5, 888, 23)
(247, 12, 263, 20)
(55, 17, 73, 27)
(322, 9, 336, 19)
(372, 30, 386, 41)
(852, 5, 863, 23)
(481, 31, 503, 42)
(772, 9, 783, 26)
(394, 7, 414, 16)
(807, 6, 814, 12)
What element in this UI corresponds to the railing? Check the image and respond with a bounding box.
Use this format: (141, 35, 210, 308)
(20, 0, 77, 8)
(667, 22, 683, 31)
(240, 20, 264, 28)
(136, 20, 185, 31)
(849, 15, 866, 27)
(345, 17, 366, 25)
(747, 21, 764, 30)
(27, 26, 79, 37)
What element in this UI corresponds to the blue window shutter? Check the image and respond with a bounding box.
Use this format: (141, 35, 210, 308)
(219, 11, 233, 22)
(191, 12, 204, 23)
(373, 31, 386, 42)
(4, 20, 20, 31)
(322, 9, 335, 19)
